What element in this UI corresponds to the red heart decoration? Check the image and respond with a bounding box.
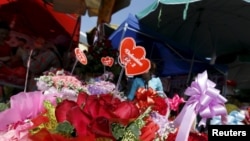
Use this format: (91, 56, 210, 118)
(119, 37, 150, 76)
(101, 56, 114, 67)
(75, 48, 87, 65)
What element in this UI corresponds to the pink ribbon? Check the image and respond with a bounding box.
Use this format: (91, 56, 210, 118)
(168, 94, 185, 111)
(173, 71, 227, 141)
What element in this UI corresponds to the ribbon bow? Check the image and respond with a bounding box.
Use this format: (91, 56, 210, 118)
(135, 87, 158, 110)
(211, 110, 245, 125)
(227, 110, 245, 125)
(185, 71, 228, 126)
(135, 88, 168, 115)
(173, 71, 228, 141)
(168, 94, 185, 112)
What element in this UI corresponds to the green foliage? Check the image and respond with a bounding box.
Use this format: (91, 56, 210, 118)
(55, 121, 74, 136)
(111, 107, 152, 141)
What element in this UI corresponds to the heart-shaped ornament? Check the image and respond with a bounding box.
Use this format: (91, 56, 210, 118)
(75, 48, 87, 65)
(119, 37, 151, 76)
(101, 56, 114, 67)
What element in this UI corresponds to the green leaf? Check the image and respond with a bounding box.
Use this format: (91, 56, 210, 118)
(111, 123, 126, 139)
(127, 123, 140, 137)
(55, 121, 74, 136)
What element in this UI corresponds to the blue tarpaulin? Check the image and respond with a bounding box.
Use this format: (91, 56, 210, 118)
(109, 14, 226, 77)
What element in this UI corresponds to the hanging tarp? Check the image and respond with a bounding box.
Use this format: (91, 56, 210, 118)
(109, 14, 226, 77)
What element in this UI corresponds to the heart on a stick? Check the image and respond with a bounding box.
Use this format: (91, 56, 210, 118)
(119, 37, 150, 76)
(75, 48, 87, 65)
(101, 56, 114, 67)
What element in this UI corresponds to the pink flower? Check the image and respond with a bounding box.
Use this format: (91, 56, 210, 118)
(52, 75, 84, 88)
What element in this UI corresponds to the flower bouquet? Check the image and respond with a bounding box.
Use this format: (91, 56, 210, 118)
(0, 70, 229, 141)
(35, 68, 87, 101)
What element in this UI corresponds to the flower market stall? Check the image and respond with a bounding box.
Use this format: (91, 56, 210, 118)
(2, 37, 249, 141)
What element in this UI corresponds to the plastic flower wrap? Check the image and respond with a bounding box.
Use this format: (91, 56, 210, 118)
(0, 91, 57, 141)
(0, 120, 33, 141)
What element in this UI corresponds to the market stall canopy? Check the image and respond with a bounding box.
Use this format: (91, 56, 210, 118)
(0, 0, 79, 43)
(44, 0, 131, 24)
(137, 0, 250, 64)
(109, 14, 226, 77)
(137, 0, 250, 89)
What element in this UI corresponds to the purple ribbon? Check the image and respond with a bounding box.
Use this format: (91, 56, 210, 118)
(173, 71, 227, 141)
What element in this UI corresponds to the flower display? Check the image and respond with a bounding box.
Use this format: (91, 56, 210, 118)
(87, 81, 116, 95)
(35, 68, 87, 100)
(0, 71, 231, 141)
